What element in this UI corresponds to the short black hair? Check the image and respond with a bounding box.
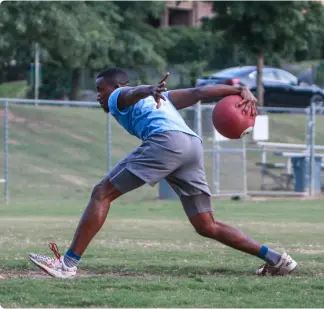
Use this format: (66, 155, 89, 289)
(96, 67, 129, 85)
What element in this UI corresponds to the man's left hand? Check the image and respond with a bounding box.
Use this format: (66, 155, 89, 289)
(240, 87, 257, 105)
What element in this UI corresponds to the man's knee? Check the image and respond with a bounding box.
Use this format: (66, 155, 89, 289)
(91, 183, 106, 200)
(194, 221, 219, 238)
(189, 211, 220, 238)
(91, 179, 121, 202)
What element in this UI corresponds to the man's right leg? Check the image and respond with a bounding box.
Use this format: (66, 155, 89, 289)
(29, 164, 146, 278)
(68, 165, 148, 257)
(68, 179, 122, 257)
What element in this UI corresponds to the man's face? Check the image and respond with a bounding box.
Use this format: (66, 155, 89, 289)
(95, 77, 116, 113)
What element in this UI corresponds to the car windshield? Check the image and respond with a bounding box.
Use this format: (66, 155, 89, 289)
(211, 67, 254, 78)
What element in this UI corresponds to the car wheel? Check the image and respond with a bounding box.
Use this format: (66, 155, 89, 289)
(310, 94, 324, 114)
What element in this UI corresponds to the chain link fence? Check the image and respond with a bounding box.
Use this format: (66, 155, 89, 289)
(0, 98, 323, 205)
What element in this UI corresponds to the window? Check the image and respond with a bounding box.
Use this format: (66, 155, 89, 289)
(262, 69, 278, 82)
(248, 69, 278, 81)
(212, 67, 255, 78)
(274, 69, 298, 84)
(169, 9, 191, 26)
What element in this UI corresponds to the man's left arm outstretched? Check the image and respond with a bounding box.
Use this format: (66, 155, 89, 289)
(168, 85, 257, 110)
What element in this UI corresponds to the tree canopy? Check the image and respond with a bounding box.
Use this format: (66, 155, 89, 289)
(2, 1, 324, 100)
(206, 1, 324, 105)
(0, 1, 168, 99)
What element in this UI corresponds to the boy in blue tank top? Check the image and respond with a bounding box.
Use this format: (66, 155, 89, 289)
(29, 68, 297, 278)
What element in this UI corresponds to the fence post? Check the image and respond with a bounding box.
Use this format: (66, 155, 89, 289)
(242, 136, 248, 198)
(4, 101, 9, 205)
(34, 43, 40, 106)
(107, 113, 112, 173)
(212, 132, 221, 195)
(305, 106, 310, 195)
(305, 105, 314, 196)
(310, 102, 316, 196)
(195, 101, 202, 139)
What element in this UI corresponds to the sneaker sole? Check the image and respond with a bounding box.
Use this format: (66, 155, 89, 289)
(28, 255, 75, 279)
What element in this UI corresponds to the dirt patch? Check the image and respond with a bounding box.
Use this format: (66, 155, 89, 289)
(62, 147, 90, 161)
(0, 110, 26, 123)
(0, 268, 307, 281)
(0, 269, 95, 280)
(119, 218, 185, 225)
(60, 174, 88, 186)
(237, 221, 324, 234)
(295, 249, 324, 254)
(250, 195, 324, 201)
(33, 166, 52, 174)
(97, 238, 224, 251)
(0, 269, 162, 280)
(44, 123, 94, 143)
(1, 110, 94, 144)
(53, 127, 93, 143)
(8, 138, 21, 145)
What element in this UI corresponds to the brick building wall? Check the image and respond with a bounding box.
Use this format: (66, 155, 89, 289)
(160, 1, 214, 27)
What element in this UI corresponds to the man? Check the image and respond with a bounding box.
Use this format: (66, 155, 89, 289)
(28, 67, 297, 278)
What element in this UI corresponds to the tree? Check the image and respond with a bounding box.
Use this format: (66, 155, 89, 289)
(0, 1, 168, 99)
(0, 3, 35, 82)
(0, 1, 118, 98)
(109, 1, 168, 83)
(55, 1, 168, 97)
(206, 1, 324, 105)
(161, 26, 216, 87)
(0, 9, 12, 82)
(295, 2, 324, 62)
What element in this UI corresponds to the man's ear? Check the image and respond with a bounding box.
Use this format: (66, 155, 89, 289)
(116, 81, 129, 88)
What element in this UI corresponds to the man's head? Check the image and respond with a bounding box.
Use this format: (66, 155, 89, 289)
(96, 67, 129, 113)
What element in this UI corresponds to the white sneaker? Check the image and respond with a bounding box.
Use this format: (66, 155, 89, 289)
(28, 243, 77, 278)
(256, 252, 297, 276)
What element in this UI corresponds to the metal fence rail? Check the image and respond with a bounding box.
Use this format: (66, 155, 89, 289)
(0, 98, 322, 204)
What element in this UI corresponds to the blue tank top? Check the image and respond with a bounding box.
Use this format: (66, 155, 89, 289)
(108, 88, 199, 140)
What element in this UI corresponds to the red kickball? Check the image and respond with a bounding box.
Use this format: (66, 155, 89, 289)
(212, 95, 256, 139)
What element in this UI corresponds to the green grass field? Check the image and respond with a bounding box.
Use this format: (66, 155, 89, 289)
(1, 199, 324, 307)
(0, 87, 324, 307)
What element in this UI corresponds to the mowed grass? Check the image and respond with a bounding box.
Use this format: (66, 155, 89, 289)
(1, 199, 324, 307)
(0, 101, 324, 307)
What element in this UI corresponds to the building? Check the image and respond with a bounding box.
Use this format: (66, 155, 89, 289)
(150, 1, 214, 28)
(162, 1, 214, 27)
(160, 1, 324, 28)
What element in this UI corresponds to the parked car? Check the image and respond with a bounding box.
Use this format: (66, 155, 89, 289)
(196, 66, 324, 109)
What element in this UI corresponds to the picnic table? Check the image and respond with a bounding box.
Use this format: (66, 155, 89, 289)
(255, 142, 324, 191)
(256, 160, 293, 191)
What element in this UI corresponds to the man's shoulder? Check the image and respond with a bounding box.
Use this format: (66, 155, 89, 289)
(108, 87, 133, 117)
(108, 88, 123, 104)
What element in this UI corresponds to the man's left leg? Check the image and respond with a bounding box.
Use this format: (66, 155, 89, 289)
(180, 193, 297, 276)
(166, 134, 296, 276)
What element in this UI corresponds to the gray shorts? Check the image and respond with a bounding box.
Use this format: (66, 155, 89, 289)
(107, 131, 212, 217)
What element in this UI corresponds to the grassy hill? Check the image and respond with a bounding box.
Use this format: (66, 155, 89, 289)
(0, 103, 323, 206)
(0, 80, 28, 99)
(0, 104, 151, 205)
